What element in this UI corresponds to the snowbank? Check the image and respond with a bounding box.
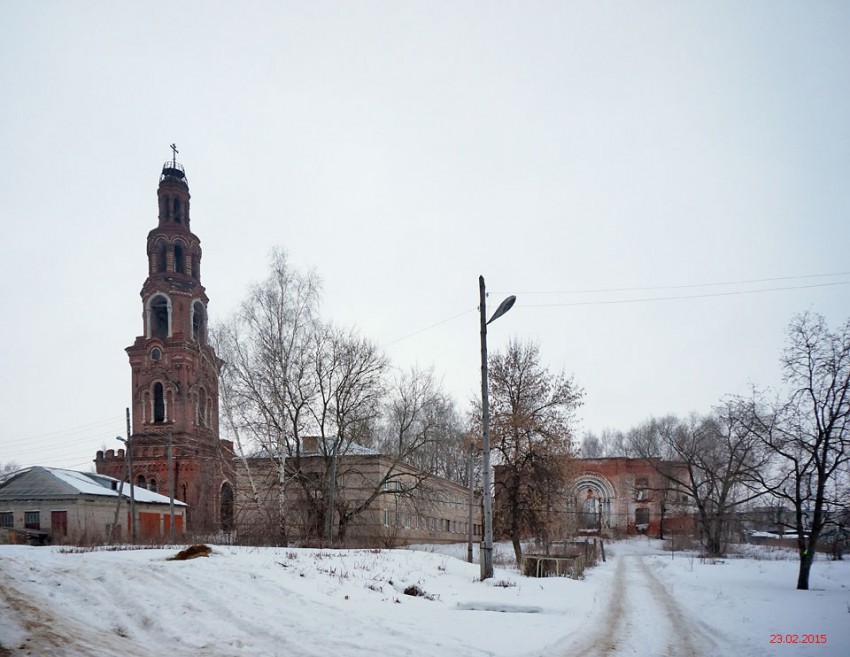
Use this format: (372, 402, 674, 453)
(0, 539, 848, 656)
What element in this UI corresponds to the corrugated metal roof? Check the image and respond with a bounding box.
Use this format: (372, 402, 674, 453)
(0, 466, 186, 506)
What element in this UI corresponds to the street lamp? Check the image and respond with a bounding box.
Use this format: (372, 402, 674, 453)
(479, 275, 516, 580)
(117, 436, 136, 541)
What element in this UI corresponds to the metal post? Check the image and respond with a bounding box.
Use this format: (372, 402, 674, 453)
(326, 440, 338, 545)
(126, 407, 136, 542)
(110, 448, 128, 543)
(168, 431, 175, 543)
(467, 437, 474, 564)
(278, 430, 287, 546)
(479, 275, 494, 580)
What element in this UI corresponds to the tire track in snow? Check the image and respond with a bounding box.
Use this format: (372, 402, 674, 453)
(552, 556, 716, 657)
(0, 567, 149, 657)
(551, 555, 629, 657)
(636, 556, 706, 657)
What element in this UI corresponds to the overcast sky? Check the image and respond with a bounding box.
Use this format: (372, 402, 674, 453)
(2, 2, 848, 471)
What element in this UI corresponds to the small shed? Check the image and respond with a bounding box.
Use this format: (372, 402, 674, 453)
(0, 466, 187, 544)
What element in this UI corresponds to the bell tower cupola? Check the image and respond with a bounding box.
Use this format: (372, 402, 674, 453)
(148, 145, 201, 283)
(158, 144, 191, 230)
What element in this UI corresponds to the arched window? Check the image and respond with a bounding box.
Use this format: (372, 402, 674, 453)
(155, 239, 168, 273)
(148, 479, 158, 493)
(173, 198, 182, 223)
(174, 242, 185, 274)
(197, 388, 206, 426)
(148, 294, 171, 339)
(192, 301, 207, 343)
(220, 482, 234, 531)
(136, 475, 147, 490)
(153, 382, 165, 423)
(191, 253, 200, 280)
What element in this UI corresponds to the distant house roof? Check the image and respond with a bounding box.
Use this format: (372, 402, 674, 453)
(311, 441, 379, 457)
(0, 466, 187, 506)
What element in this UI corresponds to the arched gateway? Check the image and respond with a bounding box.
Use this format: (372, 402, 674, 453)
(573, 473, 616, 533)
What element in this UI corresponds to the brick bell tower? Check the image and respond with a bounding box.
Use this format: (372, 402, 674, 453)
(96, 149, 234, 535)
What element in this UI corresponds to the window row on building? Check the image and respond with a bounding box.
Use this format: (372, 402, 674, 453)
(145, 295, 207, 343)
(130, 475, 189, 503)
(382, 510, 481, 536)
(0, 510, 68, 536)
(158, 190, 187, 222)
(139, 381, 213, 426)
(149, 236, 200, 279)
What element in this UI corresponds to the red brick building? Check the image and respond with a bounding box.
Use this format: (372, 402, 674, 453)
(495, 457, 694, 541)
(95, 157, 234, 534)
(571, 458, 692, 537)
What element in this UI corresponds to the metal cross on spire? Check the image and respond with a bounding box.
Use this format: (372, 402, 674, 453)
(170, 143, 179, 167)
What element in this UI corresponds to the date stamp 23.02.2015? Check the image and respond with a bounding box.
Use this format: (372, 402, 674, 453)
(769, 634, 827, 645)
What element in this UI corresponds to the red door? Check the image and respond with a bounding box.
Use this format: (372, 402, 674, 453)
(51, 511, 68, 538)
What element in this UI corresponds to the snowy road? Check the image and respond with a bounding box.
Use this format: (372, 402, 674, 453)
(553, 555, 718, 657)
(2, 543, 848, 657)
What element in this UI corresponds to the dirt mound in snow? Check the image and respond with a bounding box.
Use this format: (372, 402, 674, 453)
(168, 544, 212, 561)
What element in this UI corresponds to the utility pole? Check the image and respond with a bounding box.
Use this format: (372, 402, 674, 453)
(126, 407, 136, 542)
(110, 448, 129, 543)
(479, 277, 494, 580)
(278, 430, 287, 546)
(326, 438, 338, 546)
(478, 276, 516, 581)
(168, 431, 175, 543)
(467, 436, 474, 564)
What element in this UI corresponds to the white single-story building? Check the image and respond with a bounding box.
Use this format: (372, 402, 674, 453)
(0, 466, 187, 544)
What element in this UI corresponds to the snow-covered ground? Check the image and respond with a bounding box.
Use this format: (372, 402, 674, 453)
(1, 538, 848, 656)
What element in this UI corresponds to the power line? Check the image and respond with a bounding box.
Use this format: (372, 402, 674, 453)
(383, 308, 475, 348)
(521, 280, 849, 308)
(13, 428, 124, 451)
(61, 460, 99, 471)
(14, 416, 125, 443)
(506, 271, 850, 296)
(382, 272, 849, 348)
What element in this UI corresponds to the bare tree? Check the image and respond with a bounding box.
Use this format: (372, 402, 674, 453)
(629, 403, 769, 557)
(380, 366, 468, 483)
(217, 251, 453, 545)
(488, 339, 584, 562)
(305, 324, 388, 543)
(1, 462, 20, 475)
(581, 428, 629, 458)
(754, 312, 850, 589)
(215, 248, 322, 544)
(318, 365, 467, 544)
(580, 432, 603, 458)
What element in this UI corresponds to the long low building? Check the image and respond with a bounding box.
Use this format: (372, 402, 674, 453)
(235, 439, 481, 547)
(0, 466, 187, 544)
